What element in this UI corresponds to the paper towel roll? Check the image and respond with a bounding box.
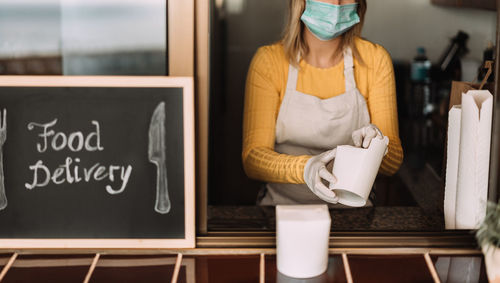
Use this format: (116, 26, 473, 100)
(456, 90, 493, 229)
(448, 257, 481, 283)
(434, 256, 481, 283)
(444, 106, 461, 229)
(434, 257, 451, 282)
(434, 256, 482, 283)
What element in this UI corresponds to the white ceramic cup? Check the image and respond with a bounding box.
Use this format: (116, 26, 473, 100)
(329, 136, 389, 207)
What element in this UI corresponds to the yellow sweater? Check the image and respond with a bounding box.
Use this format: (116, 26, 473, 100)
(242, 37, 403, 184)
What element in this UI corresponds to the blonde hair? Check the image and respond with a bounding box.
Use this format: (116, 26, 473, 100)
(282, 0, 367, 66)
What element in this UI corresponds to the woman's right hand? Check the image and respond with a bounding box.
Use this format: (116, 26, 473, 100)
(303, 149, 339, 204)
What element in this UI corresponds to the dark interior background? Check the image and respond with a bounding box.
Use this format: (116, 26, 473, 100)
(207, 0, 497, 215)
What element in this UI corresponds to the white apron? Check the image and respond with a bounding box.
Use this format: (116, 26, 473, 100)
(259, 47, 371, 205)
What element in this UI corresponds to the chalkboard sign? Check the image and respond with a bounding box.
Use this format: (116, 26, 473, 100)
(0, 76, 195, 248)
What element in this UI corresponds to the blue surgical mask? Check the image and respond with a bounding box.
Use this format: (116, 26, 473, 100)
(301, 0, 360, 41)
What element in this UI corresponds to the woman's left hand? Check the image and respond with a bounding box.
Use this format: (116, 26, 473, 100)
(352, 124, 384, 149)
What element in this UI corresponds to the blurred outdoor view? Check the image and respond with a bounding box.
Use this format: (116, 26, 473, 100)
(0, 0, 166, 75)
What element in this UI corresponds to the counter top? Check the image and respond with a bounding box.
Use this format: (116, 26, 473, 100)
(208, 205, 444, 231)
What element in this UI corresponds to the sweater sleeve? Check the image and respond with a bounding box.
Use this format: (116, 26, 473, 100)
(242, 47, 310, 184)
(367, 45, 404, 175)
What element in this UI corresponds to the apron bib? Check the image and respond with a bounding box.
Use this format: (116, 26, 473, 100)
(259, 47, 371, 206)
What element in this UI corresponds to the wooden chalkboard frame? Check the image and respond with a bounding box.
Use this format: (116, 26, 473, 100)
(0, 76, 195, 248)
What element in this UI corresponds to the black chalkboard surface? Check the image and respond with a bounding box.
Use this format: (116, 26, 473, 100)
(0, 76, 195, 248)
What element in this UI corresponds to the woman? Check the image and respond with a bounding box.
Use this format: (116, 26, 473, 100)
(242, 0, 403, 205)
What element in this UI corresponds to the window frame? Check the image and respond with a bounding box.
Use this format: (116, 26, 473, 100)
(194, 0, 499, 248)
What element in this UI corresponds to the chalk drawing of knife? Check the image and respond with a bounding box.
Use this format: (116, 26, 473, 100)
(148, 102, 171, 214)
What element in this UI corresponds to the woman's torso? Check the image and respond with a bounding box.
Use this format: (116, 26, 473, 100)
(259, 46, 371, 206)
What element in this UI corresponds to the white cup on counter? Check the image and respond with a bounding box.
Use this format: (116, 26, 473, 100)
(276, 204, 331, 278)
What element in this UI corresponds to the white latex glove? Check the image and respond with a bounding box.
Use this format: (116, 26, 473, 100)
(304, 149, 339, 204)
(352, 124, 384, 149)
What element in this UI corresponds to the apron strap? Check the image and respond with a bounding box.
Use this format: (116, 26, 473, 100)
(343, 47, 356, 91)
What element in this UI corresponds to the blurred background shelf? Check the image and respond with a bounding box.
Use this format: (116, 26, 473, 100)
(431, 0, 496, 11)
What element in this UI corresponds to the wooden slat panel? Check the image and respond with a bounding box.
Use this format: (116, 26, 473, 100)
(0, 253, 17, 282)
(0, 253, 491, 282)
(88, 254, 178, 283)
(264, 254, 348, 283)
(1, 254, 91, 283)
(171, 254, 183, 283)
(0, 254, 12, 269)
(424, 253, 441, 283)
(259, 253, 265, 283)
(342, 253, 353, 283)
(348, 254, 434, 283)
(189, 255, 260, 283)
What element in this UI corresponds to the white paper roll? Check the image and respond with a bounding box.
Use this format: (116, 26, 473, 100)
(276, 205, 331, 278)
(448, 257, 482, 283)
(433, 256, 482, 283)
(456, 90, 493, 229)
(444, 106, 461, 229)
